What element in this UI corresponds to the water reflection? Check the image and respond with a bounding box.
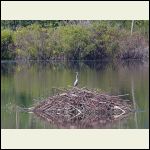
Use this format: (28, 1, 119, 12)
(34, 110, 132, 129)
(1, 60, 149, 129)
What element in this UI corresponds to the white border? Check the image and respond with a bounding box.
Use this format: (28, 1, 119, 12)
(1, 1, 149, 149)
(1, 1, 149, 20)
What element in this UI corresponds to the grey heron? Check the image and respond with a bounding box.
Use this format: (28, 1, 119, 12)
(74, 72, 78, 86)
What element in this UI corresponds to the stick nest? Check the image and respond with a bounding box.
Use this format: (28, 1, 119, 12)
(31, 87, 133, 128)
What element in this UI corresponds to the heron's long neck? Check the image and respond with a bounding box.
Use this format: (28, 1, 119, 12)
(76, 74, 78, 80)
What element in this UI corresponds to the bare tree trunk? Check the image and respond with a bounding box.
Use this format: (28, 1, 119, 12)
(16, 108, 19, 129)
(131, 20, 134, 36)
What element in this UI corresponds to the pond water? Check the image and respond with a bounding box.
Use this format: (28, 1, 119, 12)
(1, 60, 149, 129)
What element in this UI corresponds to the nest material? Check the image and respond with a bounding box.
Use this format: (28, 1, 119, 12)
(32, 87, 133, 128)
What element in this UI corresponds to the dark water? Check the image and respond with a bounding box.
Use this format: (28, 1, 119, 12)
(1, 60, 149, 129)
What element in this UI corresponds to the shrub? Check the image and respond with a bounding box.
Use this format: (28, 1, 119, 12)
(13, 24, 52, 60)
(117, 32, 148, 60)
(56, 25, 91, 59)
(1, 29, 14, 59)
(1, 22, 149, 60)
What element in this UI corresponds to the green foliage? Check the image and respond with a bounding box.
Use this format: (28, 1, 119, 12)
(1, 20, 63, 30)
(1, 21, 149, 60)
(13, 24, 53, 60)
(1, 29, 15, 59)
(56, 25, 91, 59)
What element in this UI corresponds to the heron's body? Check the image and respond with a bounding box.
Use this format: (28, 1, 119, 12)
(74, 72, 78, 86)
(74, 78, 78, 86)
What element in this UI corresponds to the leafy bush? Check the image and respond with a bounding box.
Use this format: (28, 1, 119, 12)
(1, 29, 14, 59)
(56, 25, 91, 59)
(116, 32, 148, 60)
(13, 24, 52, 60)
(1, 22, 149, 60)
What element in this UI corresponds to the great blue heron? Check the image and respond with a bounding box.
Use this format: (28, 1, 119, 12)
(74, 72, 78, 86)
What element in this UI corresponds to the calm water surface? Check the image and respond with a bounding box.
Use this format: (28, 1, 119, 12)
(1, 60, 149, 129)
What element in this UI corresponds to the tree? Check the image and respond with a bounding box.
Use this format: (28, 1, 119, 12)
(131, 20, 134, 35)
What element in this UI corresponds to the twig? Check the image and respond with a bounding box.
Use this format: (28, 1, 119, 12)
(113, 106, 126, 118)
(111, 94, 129, 97)
(67, 103, 82, 120)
